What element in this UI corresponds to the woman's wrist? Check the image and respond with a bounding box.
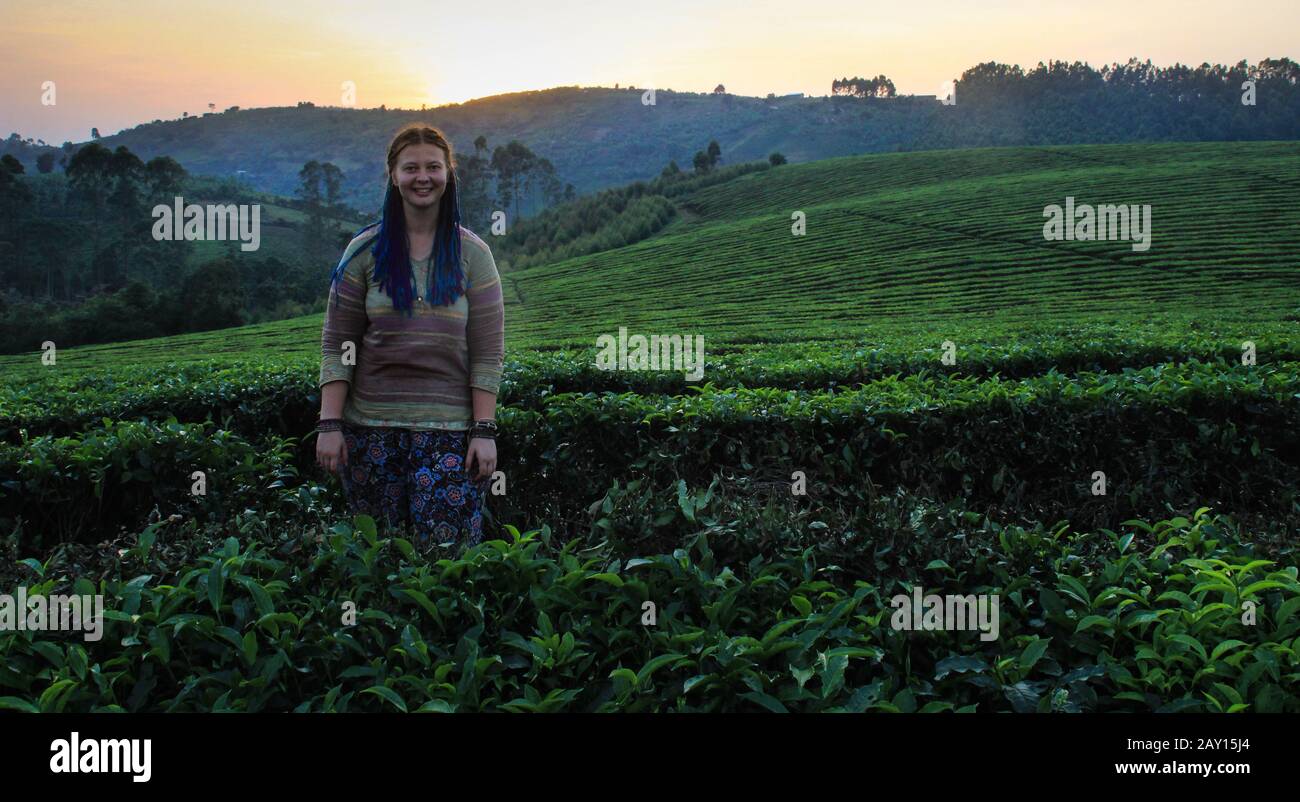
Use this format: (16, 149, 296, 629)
(317, 413, 345, 433)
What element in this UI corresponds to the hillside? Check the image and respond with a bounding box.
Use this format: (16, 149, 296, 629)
(5, 58, 1298, 214)
(3, 140, 1296, 377)
(504, 140, 1300, 344)
(22, 88, 933, 211)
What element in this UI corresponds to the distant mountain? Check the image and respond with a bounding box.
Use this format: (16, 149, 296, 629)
(5, 58, 1297, 216)
(17, 86, 919, 212)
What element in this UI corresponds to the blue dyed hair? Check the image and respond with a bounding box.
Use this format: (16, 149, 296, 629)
(328, 129, 465, 316)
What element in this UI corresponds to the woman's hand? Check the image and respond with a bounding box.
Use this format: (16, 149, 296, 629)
(317, 430, 348, 474)
(466, 436, 496, 481)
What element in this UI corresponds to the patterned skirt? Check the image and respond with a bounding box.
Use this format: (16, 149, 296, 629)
(338, 422, 489, 553)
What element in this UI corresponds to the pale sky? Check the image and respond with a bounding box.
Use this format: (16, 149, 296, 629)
(2, 0, 1296, 145)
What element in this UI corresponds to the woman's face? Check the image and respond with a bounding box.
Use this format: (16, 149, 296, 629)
(391, 142, 449, 211)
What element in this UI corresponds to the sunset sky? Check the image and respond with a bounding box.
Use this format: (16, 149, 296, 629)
(2, 0, 1296, 145)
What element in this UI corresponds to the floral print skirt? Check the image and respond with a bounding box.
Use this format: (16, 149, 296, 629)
(339, 422, 489, 552)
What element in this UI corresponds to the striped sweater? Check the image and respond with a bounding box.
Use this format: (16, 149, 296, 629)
(318, 225, 505, 430)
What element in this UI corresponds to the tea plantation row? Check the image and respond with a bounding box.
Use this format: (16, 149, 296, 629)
(3, 359, 1297, 550)
(2, 331, 1297, 712)
(3, 322, 1297, 441)
(2, 505, 1296, 713)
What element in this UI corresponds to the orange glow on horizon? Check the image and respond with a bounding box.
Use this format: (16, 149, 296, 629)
(2, 0, 1296, 144)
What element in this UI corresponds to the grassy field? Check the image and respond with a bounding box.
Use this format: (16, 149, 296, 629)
(505, 141, 1300, 343)
(4, 141, 1295, 379)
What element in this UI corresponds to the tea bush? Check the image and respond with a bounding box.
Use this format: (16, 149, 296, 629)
(5, 359, 1297, 550)
(1, 508, 1296, 713)
(5, 325, 1299, 442)
(2, 318, 1298, 712)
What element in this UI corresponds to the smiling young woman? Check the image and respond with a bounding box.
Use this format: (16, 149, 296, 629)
(315, 123, 505, 553)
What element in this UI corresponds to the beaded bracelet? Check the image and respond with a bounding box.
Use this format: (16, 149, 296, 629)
(316, 418, 344, 433)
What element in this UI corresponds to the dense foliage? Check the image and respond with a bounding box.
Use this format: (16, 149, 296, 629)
(1, 504, 1296, 713)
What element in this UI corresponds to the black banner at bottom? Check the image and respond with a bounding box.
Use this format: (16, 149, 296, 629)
(1, 713, 1283, 789)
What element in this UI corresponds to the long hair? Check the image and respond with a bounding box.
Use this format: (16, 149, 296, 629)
(328, 124, 465, 316)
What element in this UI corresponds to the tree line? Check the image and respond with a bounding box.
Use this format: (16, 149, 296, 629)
(923, 57, 1300, 146)
(0, 132, 583, 354)
(0, 143, 337, 354)
(832, 76, 898, 98)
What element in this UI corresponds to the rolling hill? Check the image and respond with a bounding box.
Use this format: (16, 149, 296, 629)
(1, 140, 1296, 377)
(503, 140, 1300, 344)
(6, 57, 1298, 215)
